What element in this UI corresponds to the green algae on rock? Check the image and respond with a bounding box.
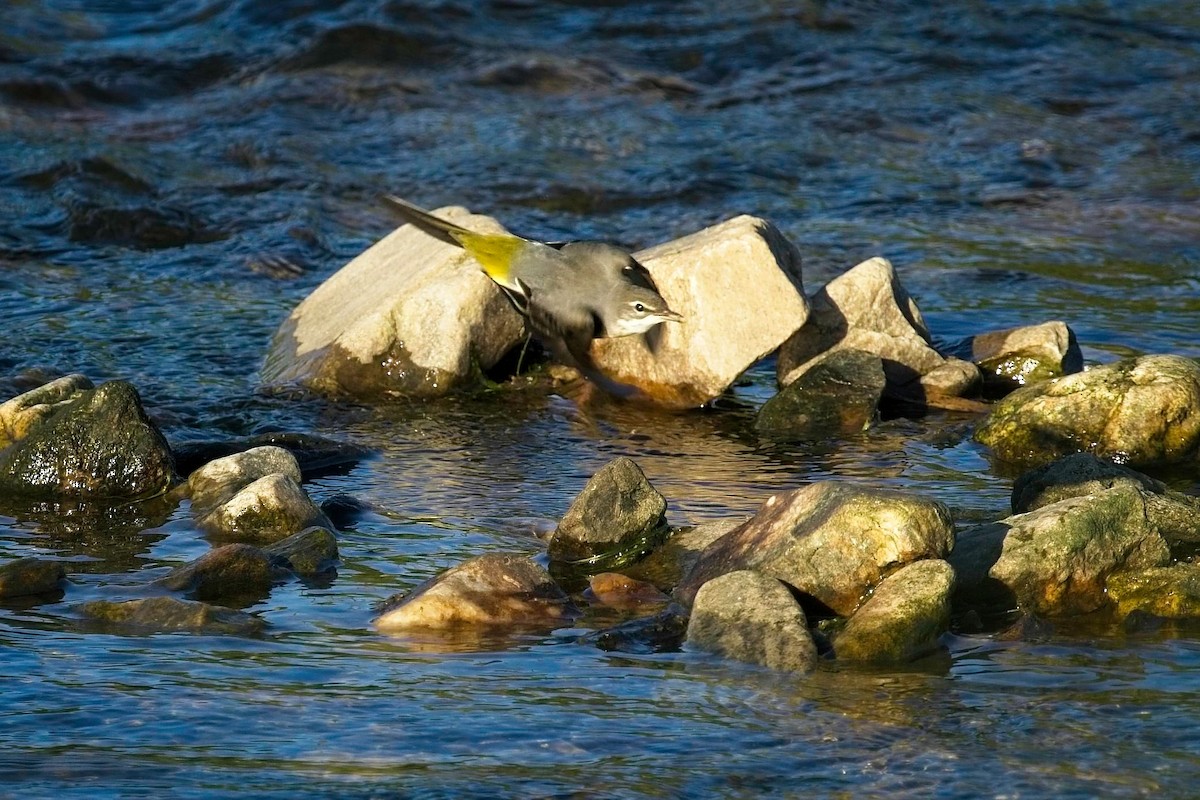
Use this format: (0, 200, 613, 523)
(975, 354, 1200, 468)
(834, 559, 954, 663)
(677, 482, 954, 616)
(0, 380, 175, 500)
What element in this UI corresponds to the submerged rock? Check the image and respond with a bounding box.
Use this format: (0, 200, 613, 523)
(677, 482, 954, 616)
(587, 604, 689, 654)
(79, 596, 266, 635)
(584, 572, 671, 609)
(195, 472, 334, 545)
(686, 570, 818, 673)
(0, 380, 175, 499)
(954, 321, 1082, 395)
(834, 559, 954, 663)
(624, 518, 745, 590)
(588, 215, 810, 408)
(950, 484, 1173, 617)
(186, 446, 303, 511)
(374, 553, 574, 632)
(263, 526, 339, 577)
(756, 348, 885, 440)
(975, 354, 1200, 468)
(0, 557, 66, 599)
(548, 457, 668, 568)
(261, 205, 525, 399)
(172, 432, 372, 482)
(0, 373, 93, 448)
(154, 543, 279, 602)
(777, 257, 979, 402)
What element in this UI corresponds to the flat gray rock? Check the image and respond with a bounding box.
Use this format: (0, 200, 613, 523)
(686, 570, 817, 672)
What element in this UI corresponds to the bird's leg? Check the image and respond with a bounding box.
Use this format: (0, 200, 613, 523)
(514, 331, 534, 375)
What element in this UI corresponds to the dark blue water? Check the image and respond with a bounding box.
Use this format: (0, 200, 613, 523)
(3, 1, 1200, 796)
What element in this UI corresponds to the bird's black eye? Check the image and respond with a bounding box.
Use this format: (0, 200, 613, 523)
(634, 302, 645, 313)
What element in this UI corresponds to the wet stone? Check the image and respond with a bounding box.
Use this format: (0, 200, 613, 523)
(952, 484, 1172, 618)
(0, 557, 66, 599)
(954, 320, 1082, 395)
(975, 354, 1200, 468)
(548, 457, 668, 568)
(1011, 452, 1167, 513)
(777, 257, 979, 401)
(0, 373, 94, 448)
(1106, 564, 1200, 621)
(756, 348, 885, 441)
(0, 380, 175, 500)
(1010, 453, 1200, 544)
(587, 604, 690, 654)
(678, 482, 954, 616)
(196, 472, 334, 545)
(154, 543, 279, 602)
(262, 526, 339, 577)
(686, 570, 818, 673)
(174, 433, 371, 486)
(187, 445, 303, 511)
(583, 572, 671, 610)
(374, 553, 574, 632)
(79, 596, 266, 636)
(834, 559, 954, 663)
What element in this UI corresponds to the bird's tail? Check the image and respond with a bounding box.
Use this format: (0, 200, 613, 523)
(383, 195, 524, 289)
(383, 195, 474, 245)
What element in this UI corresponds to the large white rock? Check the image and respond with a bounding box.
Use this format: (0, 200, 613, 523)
(777, 257, 978, 400)
(261, 206, 525, 398)
(589, 215, 809, 409)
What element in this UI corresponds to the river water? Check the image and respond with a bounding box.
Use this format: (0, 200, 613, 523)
(3, 1, 1200, 796)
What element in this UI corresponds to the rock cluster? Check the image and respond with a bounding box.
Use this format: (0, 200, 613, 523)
(5, 201, 1200, 679)
(0, 378, 346, 634)
(371, 457, 960, 670)
(265, 205, 1082, 413)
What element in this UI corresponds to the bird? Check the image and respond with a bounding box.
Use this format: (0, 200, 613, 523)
(383, 195, 682, 395)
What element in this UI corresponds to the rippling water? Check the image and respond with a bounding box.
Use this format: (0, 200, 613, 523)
(3, 1, 1200, 796)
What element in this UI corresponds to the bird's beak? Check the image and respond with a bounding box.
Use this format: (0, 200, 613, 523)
(660, 308, 685, 323)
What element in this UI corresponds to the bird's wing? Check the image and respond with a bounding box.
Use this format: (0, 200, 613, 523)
(522, 289, 598, 368)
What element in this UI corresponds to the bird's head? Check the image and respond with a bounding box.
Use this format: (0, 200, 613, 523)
(606, 284, 684, 337)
